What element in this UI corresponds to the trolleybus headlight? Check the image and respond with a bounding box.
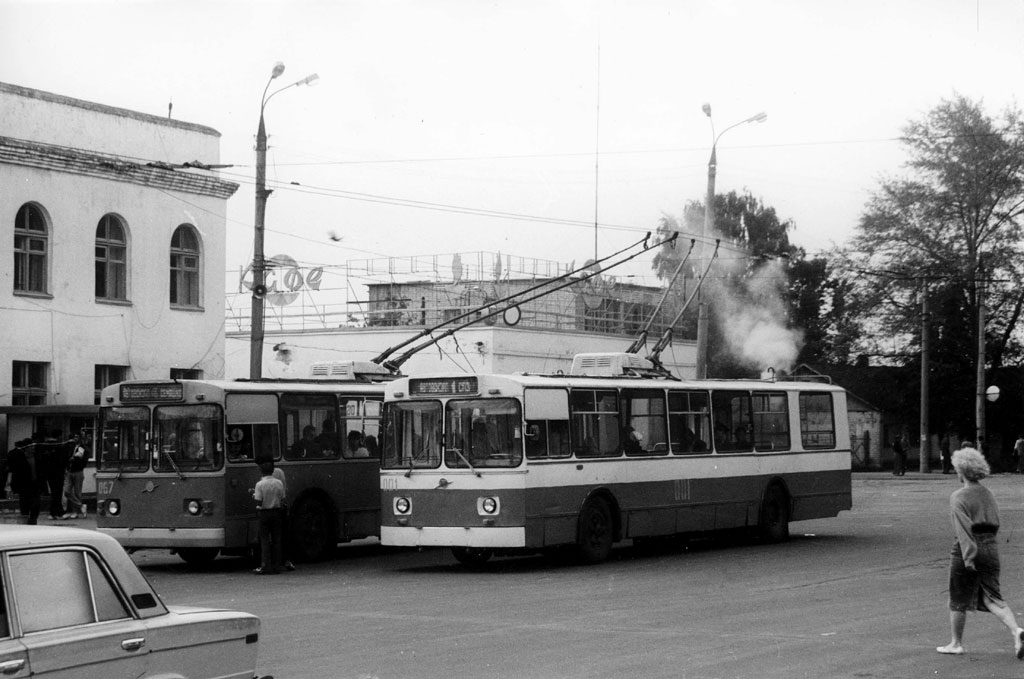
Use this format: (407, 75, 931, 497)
(185, 499, 203, 516)
(478, 496, 500, 515)
(106, 499, 121, 516)
(394, 497, 411, 515)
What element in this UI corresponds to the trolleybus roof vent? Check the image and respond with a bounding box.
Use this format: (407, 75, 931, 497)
(310, 360, 396, 382)
(570, 352, 657, 377)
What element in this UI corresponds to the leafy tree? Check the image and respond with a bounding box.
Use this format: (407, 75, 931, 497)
(841, 94, 1024, 440)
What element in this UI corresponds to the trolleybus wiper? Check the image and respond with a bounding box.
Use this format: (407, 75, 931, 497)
(383, 232, 677, 372)
(647, 239, 720, 371)
(625, 238, 695, 354)
(370, 233, 657, 370)
(450, 447, 481, 477)
(162, 449, 186, 481)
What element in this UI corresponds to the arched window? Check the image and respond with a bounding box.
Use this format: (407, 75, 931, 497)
(95, 214, 127, 301)
(170, 225, 201, 307)
(14, 204, 48, 294)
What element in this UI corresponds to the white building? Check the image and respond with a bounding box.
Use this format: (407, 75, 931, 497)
(0, 82, 237, 458)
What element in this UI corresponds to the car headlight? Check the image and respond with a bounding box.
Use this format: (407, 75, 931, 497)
(106, 499, 120, 516)
(478, 496, 499, 515)
(394, 497, 411, 514)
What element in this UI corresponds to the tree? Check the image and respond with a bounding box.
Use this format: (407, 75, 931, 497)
(652, 189, 851, 376)
(841, 94, 1024, 442)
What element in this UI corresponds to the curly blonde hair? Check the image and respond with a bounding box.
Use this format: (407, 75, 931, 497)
(952, 447, 990, 481)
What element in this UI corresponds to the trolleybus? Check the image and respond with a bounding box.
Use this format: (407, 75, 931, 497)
(380, 352, 852, 566)
(95, 361, 391, 564)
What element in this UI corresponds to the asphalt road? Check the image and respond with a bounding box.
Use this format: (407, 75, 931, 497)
(109, 473, 1024, 678)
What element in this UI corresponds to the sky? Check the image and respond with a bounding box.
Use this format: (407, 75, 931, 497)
(3, 0, 1024, 295)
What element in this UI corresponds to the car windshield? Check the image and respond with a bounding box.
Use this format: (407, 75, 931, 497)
(154, 404, 224, 472)
(381, 401, 442, 470)
(445, 398, 522, 469)
(97, 406, 150, 471)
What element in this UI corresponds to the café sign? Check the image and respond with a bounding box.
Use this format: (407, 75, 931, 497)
(239, 254, 322, 306)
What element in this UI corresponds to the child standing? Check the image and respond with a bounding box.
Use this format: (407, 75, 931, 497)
(253, 460, 286, 575)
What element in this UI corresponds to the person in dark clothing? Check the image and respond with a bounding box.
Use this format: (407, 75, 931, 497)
(39, 437, 73, 519)
(8, 439, 41, 524)
(941, 433, 953, 474)
(893, 434, 908, 476)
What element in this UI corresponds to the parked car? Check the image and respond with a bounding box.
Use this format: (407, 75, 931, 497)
(0, 525, 269, 679)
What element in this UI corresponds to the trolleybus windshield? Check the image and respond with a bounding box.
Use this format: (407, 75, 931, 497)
(154, 404, 224, 471)
(444, 398, 522, 469)
(382, 401, 442, 470)
(98, 406, 149, 471)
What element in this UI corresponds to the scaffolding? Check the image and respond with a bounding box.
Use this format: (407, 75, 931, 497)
(226, 251, 694, 341)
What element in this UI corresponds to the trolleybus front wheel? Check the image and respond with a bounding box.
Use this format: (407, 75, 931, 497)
(289, 497, 336, 562)
(451, 546, 493, 568)
(177, 547, 219, 565)
(576, 497, 613, 564)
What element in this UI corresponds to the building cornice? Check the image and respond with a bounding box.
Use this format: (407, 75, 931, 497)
(0, 81, 221, 137)
(0, 136, 238, 199)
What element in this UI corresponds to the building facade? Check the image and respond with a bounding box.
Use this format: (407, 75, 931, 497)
(0, 82, 237, 467)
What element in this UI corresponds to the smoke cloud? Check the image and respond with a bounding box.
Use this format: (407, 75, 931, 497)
(708, 258, 804, 372)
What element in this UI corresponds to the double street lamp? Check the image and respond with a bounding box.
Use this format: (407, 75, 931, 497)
(694, 104, 767, 379)
(250, 62, 319, 380)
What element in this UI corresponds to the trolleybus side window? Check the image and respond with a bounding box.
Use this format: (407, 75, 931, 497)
(799, 392, 836, 449)
(570, 389, 620, 458)
(98, 406, 149, 471)
(339, 398, 382, 459)
(225, 393, 280, 463)
(524, 388, 571, 460)
(622, 389, 668, 456)
(752, 392, 790, 452)
(668, 390, 710, 454)
(154, 404, 223, 471)
(381, 401, 442, 469)
(445, 398, 522, 468)
(711, 391, 753, 453)
(281, 393, 337, 460)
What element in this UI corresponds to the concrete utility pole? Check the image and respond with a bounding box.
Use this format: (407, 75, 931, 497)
(249, 63, 318, 380)
(919, 285, 930, 472)
(696, 105, 766, 379)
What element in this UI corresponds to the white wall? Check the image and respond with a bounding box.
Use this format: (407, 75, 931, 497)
(225, 326, 697, 380)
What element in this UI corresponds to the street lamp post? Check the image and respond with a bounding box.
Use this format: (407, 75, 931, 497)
(695, 105, 767, 379)
(250, 62, 319, 380)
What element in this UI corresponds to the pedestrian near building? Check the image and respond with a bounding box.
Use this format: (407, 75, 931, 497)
(892, 433, 907, 476)
(1014, 434, 1024, 474)
(941, 432, 953, 474)
(61, 434, 88, 519)
(7, 439, 41, 525)
(253, 460, 286, 575)
(936, 447, 1024, 658)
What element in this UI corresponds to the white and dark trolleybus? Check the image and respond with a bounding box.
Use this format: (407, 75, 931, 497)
(380, 352, 851, 566)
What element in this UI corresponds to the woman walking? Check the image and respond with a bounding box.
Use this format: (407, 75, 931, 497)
(937, 446, 1024, 658)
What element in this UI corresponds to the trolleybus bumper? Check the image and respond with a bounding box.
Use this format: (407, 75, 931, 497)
(98, 527, 225, 549)
(381, 525, 525, 548)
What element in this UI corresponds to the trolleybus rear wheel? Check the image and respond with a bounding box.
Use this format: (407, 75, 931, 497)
(759, 485, 790, 543)
(576, 497, 613, 564)
(290, 497, 336, 562)
(177, 547, 219, 565)
(451, 546, 493, 568)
